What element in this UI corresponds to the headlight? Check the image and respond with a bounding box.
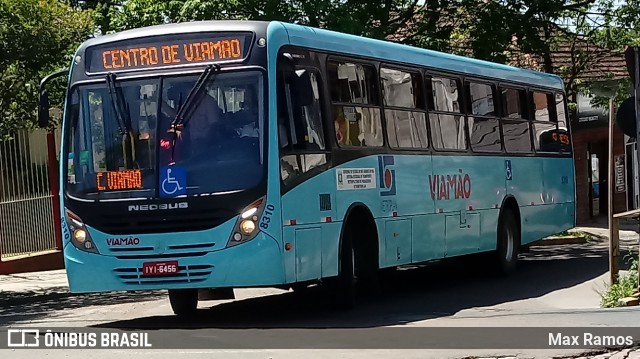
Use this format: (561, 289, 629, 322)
(65, 209, 98, 254)
(240, 220, 256, 234)
(227, 197, 266, 247)
(73, 229, 87, 243)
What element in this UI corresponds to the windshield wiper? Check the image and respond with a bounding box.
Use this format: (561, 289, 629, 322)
(106, 73, 132, 135)
(169, 64, 220, 132)
(106, 73, 136, 168)
(168, 64, 220, 163)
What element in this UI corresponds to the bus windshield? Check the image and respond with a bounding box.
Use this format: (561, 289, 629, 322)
(65, 70, 264, 201)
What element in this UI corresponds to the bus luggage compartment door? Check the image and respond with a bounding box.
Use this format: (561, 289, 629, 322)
(385, 219, 412, 265)
(444, 212, 480, 257)
(294, 227, 322, 282)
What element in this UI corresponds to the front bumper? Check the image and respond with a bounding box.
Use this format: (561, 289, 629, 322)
(63, 233, 285, 293)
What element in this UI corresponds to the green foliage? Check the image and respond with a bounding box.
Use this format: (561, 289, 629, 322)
(601, 258, 639, 308)
(108, 0, 429, 42)
(1, 0, 638, 141)
(615, 0, 640, 46)
(554, 230, 572, 237)
(581, 77, 632, 110)
(0, 0, 94, 139)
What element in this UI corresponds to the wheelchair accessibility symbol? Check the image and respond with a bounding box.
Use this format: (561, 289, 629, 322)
(160, 166, 186, 197)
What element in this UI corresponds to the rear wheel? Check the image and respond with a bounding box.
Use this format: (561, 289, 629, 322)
(328, 225, 356, 310)
(169, 289, 198, 316)
(496, 210, 520, 275)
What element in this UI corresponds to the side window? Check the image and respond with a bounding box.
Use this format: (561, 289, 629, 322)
(381, 67, 428, 149)
(501, 87, 532, 153)
(380, 68, 424, 108)
(532, 92, 551, 121)
(467, 81, 501, 152)
(328, 60, 383, 147)
(501, 87, 526, 119)
(555, 93, 571, 154)
(327, 61, 379, 105)
(427, 76, 465, 150)
(278, 60, 328, 184)
(333, 106, 383, 147)
(279, 69, 326, 152)
(556, 93, 567, 128)
(531, 91, 560, 152)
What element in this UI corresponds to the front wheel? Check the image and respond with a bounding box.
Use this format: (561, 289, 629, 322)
(169, 289, 198, 316)
(496, 210, 520, 275)
(327, 225, 356, 310)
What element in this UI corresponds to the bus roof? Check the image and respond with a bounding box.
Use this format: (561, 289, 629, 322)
(275, 21, 565, 91)
(76, 20, 564, 91)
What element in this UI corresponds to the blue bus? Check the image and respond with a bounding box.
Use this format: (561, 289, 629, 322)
(38, 20, 575, 315)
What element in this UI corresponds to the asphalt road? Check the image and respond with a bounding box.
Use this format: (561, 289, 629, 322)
(1, 236, 640, 358)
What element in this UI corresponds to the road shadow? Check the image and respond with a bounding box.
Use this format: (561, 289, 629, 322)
(0, 288, 166, 325)
(94, 242, 635, 330)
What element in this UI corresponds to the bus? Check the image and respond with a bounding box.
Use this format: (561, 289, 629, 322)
(38, 20, 575, 316)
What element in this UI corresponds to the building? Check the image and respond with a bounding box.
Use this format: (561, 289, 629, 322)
(504, 35, 629, 224)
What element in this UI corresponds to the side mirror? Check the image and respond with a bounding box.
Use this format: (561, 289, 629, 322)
(38, 67, 69, 129)
(38, 90, 50, 128)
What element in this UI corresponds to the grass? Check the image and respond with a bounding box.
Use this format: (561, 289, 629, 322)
(554, 230, 573, 237)
(600, 257, 639, 308)
(551, 230, 598, 241)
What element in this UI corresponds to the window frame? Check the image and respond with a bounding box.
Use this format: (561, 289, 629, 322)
(554, 91, 572, 155)
(327, 56, 385, 149)
(499, 84, 533, 154)
(425, 72, 468, 152)
(379, 64, 429, 151)
(529, 89, 562, 154)
(465, 79, 503, 153)
(278, 65, 332, 155)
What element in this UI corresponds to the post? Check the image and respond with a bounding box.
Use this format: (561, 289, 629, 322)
(635, 48, 640, 209)
(634, 47, 640, 291)
(47, 131, 62, 250)
(609, 97, 620, 285)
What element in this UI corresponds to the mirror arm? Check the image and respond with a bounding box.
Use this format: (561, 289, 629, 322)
(38, 68, 69, 128)
(39, 68, 69, 96)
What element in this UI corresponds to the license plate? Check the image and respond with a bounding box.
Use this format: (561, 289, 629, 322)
(142, 261, 179, 276)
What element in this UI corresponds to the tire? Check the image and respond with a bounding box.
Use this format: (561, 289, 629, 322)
(328, 225, 356, 310)
(496, 210, 520, 275)
(169, 289, 198, 316)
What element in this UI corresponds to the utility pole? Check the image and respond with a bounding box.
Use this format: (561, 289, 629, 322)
(634, 47, 640, 289)
(609, 97, 619, 285)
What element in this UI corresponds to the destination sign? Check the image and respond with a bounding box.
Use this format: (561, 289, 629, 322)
(86, 32, 252, 73)
(540, 129, 571, 146)
(96, 170, 143, 191)
(539, 128, 571, 152)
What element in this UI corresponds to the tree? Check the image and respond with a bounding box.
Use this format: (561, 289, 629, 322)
(0, 0, 94, 138)
(108, 0, 429, 43)
(65, 0, 123, 34)
(67, 0, 640, 108)
(614, 0, 640, 46)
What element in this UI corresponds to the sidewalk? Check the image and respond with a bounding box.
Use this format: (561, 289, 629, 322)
(0, 269, 68, 294)
(534, 216, 640, 247)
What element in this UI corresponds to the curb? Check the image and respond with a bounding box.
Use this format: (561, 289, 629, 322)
(530, 236, 588, 246)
